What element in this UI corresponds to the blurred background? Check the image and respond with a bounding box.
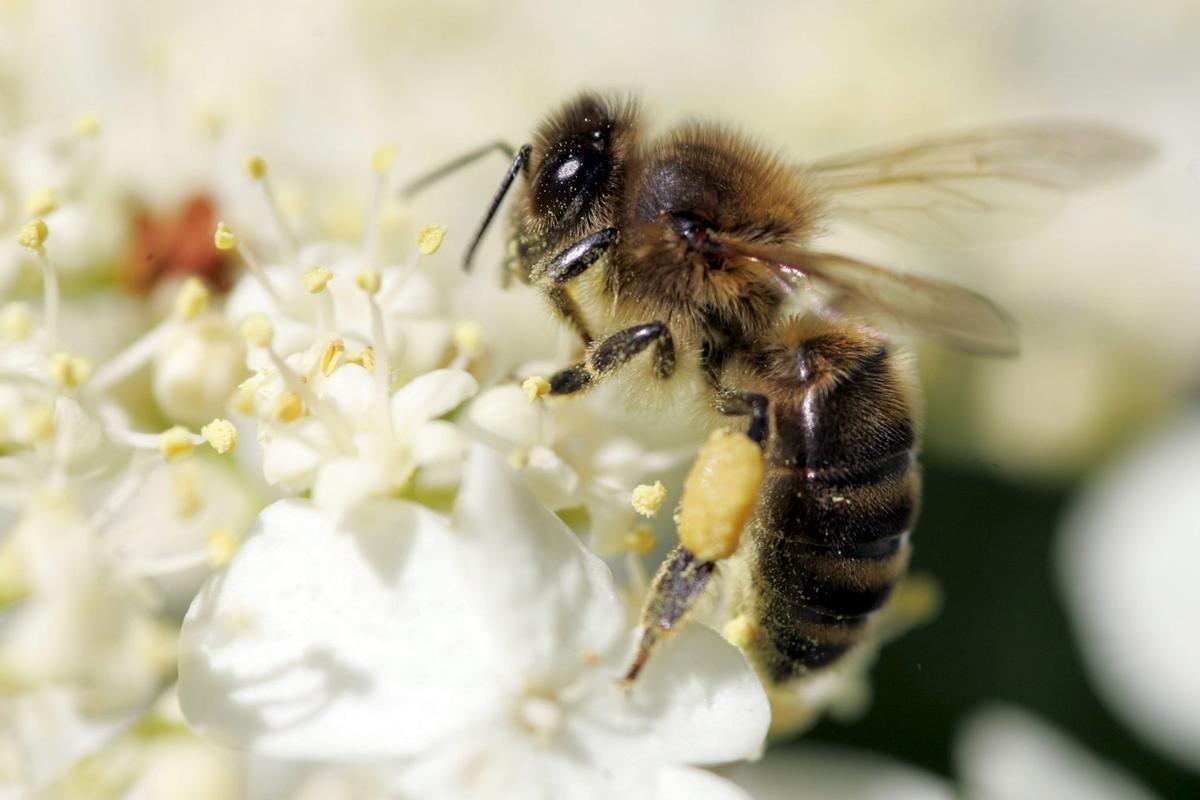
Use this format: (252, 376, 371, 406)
(2, 0, 1198, 796)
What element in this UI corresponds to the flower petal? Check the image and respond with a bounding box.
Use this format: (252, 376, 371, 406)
(451, 444, 627, 681)
(625, 623, 770, 766)
(178, 498, 499, 759)
(390, 369, 478, 426)
(732, 745, 954, 800)
(639, 765, 752, 800)
(956, 705, 1159, 800)
(1058, 412, 1200, 770)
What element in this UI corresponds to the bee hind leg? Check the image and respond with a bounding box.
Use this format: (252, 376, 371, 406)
(547, 321, 675, 395)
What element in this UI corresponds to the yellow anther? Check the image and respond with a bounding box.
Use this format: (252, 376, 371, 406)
(73, 112, 101, 137)
(46, 352, 93, 389)
(622, 526, 657, 555)
(171, 467, 201, 518)
(416, 224, 448, 256)
(194, 107, 225, 139)
(522, 375, 551, 402)
(173, 277, 210, 320)
(303, 266, 334, 294)
(677, 429, 765, 562)
(207, 527, 241, 568)
(631, 481, 668, 518)
(355, 267, 382, 294)
(17, 219, 48, 253)
(346, 346, 376, 372)
(24, 187, 58, 217)
(453, 320, 484, 358)
(230, 377, 259, 415)
(319, 339, 345, 376)
(506, 446, 530, 469)
(239, 314, 274, 348)
(0, 303, 33, 340)
(722, 615, 757, 649)
(201, 418, 238, 454)
(243, 154, 267, 180)
(159, 426, 196, 461)
(27, 405, 56, 441)
(370, 143, 397, 174)
(273, 391, 304, 422)
(213, 221, 238, 251)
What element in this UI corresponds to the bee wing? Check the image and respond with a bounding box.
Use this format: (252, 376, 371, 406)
(805, 124, 1154, 244)
(707, 236, 1019, 355)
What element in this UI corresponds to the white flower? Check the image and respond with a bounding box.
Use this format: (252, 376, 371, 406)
(1058, 410, 1200, 771)
(179, 444, 768, 800)
(732, 745, 953, 800)
(152, 316, 249, 426)
(956, 705, 1160, 800)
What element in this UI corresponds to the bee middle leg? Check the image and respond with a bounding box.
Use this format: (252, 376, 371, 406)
(548, 321, 675, 395)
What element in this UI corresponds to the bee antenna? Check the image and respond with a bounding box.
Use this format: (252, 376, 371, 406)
(463, 144, 532, 272)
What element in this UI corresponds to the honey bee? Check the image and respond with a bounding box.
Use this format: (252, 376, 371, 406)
(402, 93, 1150, 687)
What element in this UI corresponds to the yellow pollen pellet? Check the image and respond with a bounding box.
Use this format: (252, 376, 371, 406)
(201, 418, 238, 454)
(722, 615, 757, 649)
(371, 143, 397, 174)
(207, 527, 241, 568)
(46, 352, 93, 389)
(320, 339, 345, 376)
(303, 266, 334, 293)
(677, 429, 765, 562)
(173, 277, 210, 320)
(24, 187, 59, 217)
(453, 320, 484, 358)
(17, 219, 48, 253)
(243, 154, 267, 180)
(73, 112, 101, 137)
(416, 224, 448, 256)
(213, 221, 238, 251)
(622, 526, 657, 555)
(355, 267, 381, 294)
(0, 304, 33, 340)
(27, 405, 56, 441)
(239, 314, 274, 348)
(159, 426, 196, 460)
(522, 375, 551, 402)
(273, 392, 304, 422)
(171, 467, 201, 518)
(631, 481, 668, 518)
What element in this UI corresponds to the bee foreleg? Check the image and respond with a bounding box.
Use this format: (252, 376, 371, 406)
(540, 227, 619, 284)
(548, 321, 675, 395)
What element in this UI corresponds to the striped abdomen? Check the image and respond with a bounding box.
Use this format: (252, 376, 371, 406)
(736, 319, 920, 683)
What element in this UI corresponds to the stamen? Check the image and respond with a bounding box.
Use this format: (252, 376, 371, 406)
(319, 339, 345, 376)
(631, 481, 668, 518)
(622, 526, 657, 555)
(522, 375, 550, 402)
(363, 144, 397, 264)
(159, 426, 199, 460)
(0, 304, 33, 340)
(450, 320, 484, 369)
(359, 277, 394, 440)
(417, 224, 448, 256)
(73, 112, 102, 137)
(17, 220, 57, 349)
(46, 352, 93, 390)
(207, 527, 241, 568)
(24, 187, 59, 217)
(87, 322, 173, 395)
(173, 277, 210, 321)
(244, 155, 298, 264)
(722, 615, 756, 649)
(255, 342, 355, 452)
(200, 418, 238, 454)
(215, 222, 285, 309)
(273, 391, 304, 422)
(303, 266, 337, 332)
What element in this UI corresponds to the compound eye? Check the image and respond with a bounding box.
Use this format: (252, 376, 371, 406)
(532, 128, 612, 225)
